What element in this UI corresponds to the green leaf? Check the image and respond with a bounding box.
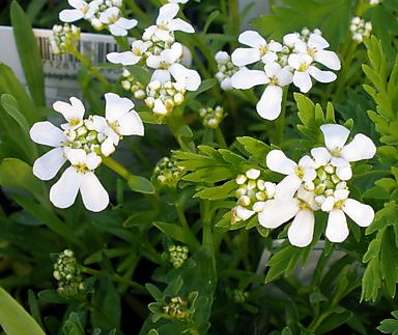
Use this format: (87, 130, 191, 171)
(0, 158, 43, 199)
(236, 136, 271, 162)
(127, 175, 155, 194)
(63, 313, 85, 335)
(194, 180, 237, 200)
(153, 222, 200, 250)
(0, 286, 46, 335)
(252, 0, 350, 48)
(265, 245, 301, 283)
(10, 1, 45, 107)
(1, 94, 29, 134)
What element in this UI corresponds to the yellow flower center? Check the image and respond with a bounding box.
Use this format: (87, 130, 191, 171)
(73, 163, 89, 174)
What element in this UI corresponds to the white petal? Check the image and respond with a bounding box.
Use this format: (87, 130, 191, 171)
(341, 134, 376, 162)
(314, 50, 341, 71)
(101, 137, 115, 157)
(320, 124, 350, 152)
(99, 7, 119, 24)
(268, 41, 283, 52)
(321, 196, 335, 212)
(146, 54, 161, 69)
(117, 111, 144, 136)
(53, 97, 84, 122)
(276, 67, 293, 87)
(170, 18, 194, 33)
(309, 66, 336, 83)
(287, 209, 314, 247)
(157, 3, 179, 23)
(116, 18, 138, 30)
(108, 24, 127, 37)
(59, 9, 84, 22)
(256, 85, 283, 120)
(308, 33, 329, 50)
(86, 152, 102, 170)
(105, 93, 134, 122)
(236, 206, 255, 221)
(153, 99, 167, 115)
(231, 48, 261, 67)
(275, 174, 302, 199)
(238, 30, 266, 48)
(68, 0, 86, 9)
(151, 69, 171, 83)
(30, 122, 66, 147)
(266, 150, 297, 175)
(107, 51, 141, 65)
(258, 198, 299, 229)
(33, 148, 66, 181)
(49, 167, 81, 209)
(336, 165, 352, 181)
(325, 209, 349, 243)
(80, 172, 109, 212)
(231, 69, 268, 90)
(311, 147, 331, 166)
(169, 63, 201, 91)
(343, 198, 374, 227)
(293, 71, 312, 93)
(65, 148, 86, 166)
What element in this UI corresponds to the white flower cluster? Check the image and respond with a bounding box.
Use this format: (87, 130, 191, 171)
(153, 156, 185, 188)
(224, 28, 340, 121)
(231, 168, 277, 224)
(120, 69, 146, 99)
(59, 0, 137, 36)
(253, 124, 376, 247)
(369, 0, 381, 5)
(53, 249, 85, 297)
(214, 51, 240, 90)
(168, 245, 189, 268)
(107, 3, 201, 116)
(199, 106, 225, 129)
(50, 23, 80, 55)
(350, 17, 372, 43)
(30, 93, 144, 212)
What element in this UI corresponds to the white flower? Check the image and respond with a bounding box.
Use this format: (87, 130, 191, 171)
(53, 97, 85, 130)
(89, 93, 144, 156)
(288, 53, 337, 93)
(266, 150, 317, 198)
(50, 149, 109, 212)
(107, 40, 152, 65)
(231, 63, 292, 120)
(30, 122, 67, 181)
(350, 17, 372, 43)
(168, 0, 189, 3)
(319, 124, 376, 177)
(99, 7, 137, 36)
(147, 43, 201, 91)
(295, 33, 341, 71)
(59, 0, 98, 23)
(323, 189, 374, 243)
(258, 186, 318, 247)
(231, 30, 282, 67)
(152, 3, 194, 41)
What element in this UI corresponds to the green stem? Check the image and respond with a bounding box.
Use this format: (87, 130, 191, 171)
(102, 156, 133, 180)
(229, 0, 240, 49)
(167, 111, 196, 152)
(201, 201, 216, 274)
(82, 267, 146, 292)
(176, 203, 189, 230)
(215, 127, 227, 148)
(69, 47, 110, 89)
(273, 87, 288, 145)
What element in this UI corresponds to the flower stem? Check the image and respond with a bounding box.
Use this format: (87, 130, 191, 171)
(69, 46, 110, 89)
(215, 127, 227, 148)
(102, 156, 132, 180)
(82, 267, 146, 292)
(201, 201, 216, 274)
(167, 110, 196, 152)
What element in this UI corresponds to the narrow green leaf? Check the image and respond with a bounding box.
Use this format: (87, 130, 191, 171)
(0, 286, 46, 335)
(127, 175, 155, 194)
(10, 1, 45, 107)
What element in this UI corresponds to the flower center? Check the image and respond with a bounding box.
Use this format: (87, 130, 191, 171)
(269, 75, 279, 85)
(259, 44, 269, 56)
(330, 147, 342, 156)
(298, 62, 310, 72)
(295, 166, 305, 179)
(73, 162, 89, 174)
(307, 47, 317, 57)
